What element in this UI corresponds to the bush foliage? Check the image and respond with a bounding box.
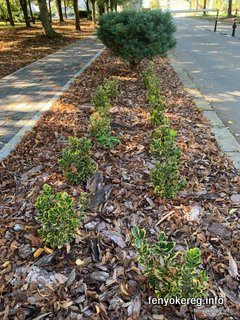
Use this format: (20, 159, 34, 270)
(132, 227, 208, 299)
(35, 184, 88, 248)
(59, 137, 95, 184)
(97, 10, 176, 68)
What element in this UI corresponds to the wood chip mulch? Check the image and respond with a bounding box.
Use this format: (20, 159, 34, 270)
(0, 50, 239, 320)
(0, 20, 94, 79)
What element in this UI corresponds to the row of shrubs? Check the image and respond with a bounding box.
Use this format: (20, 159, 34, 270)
(35, 78, 120, 248)
(34, 70, 208, 299)
(143, 62, 186, 199)
(130, 63, 208, 299)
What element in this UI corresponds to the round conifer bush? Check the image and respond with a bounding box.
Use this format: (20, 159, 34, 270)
(97, 10, 176, 69)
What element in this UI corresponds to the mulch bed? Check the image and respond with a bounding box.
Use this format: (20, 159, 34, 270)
(0, 50, 239, 320)
(0, 20, 94, 79)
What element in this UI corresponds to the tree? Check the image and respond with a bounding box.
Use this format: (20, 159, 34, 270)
(5, 0, 15, 26)
(63, 0, 67, 18)
(19, 0, 30, 27)
(228, 0, 232, 16)
(28, 0, 35, 23)
(48, 0, 52, 22)
(38, 0, 59, 37)
(73, 0, 80, 30)
(90, 0, 96, 24)
(203, 0, 207, 16)
(56, 0, 64, 21)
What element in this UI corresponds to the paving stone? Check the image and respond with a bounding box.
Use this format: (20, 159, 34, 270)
(0, 36, 104, 158)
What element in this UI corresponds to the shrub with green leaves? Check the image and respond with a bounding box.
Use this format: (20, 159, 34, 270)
(151, 160, 186, 199)
(89, 112, 111, 137)
(97, 133, 121, 149)
(132, 227, 208, 299)
(59, 137, 95, 184)
(102, 78, 119, 101)
(92, 79, 118, 115)
(35, 184, 88, 248)
(150, 126, 181, 160)
(97, 10, 176, 69)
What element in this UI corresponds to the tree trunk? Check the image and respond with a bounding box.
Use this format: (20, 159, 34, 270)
(19, 0, 31, 27)
(38, 0, 59, 37)
(228, 0, 232, 16)
(114, 1, 117, 11)
(5, 0, 15, 26)
(73, 0, 80, 30)
(48, 0, 52, 23)
(91, 0, 96, 25)
(28, 0, 35, 23)
(203, 0, 207, 15)
(56, 0, 64, 22)
(63, 0, 67, 18)
(85, 0, 90, 14)
(110, 0, 113, 11)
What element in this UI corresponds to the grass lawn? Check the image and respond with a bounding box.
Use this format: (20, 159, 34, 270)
(0, 19, 94, 78)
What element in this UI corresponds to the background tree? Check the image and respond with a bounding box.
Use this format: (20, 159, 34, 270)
(228, 0, 232, 16)
(90, 0, 96, 24)
(5, 0, 15, 25)
(38, 0, 59, 37)
(56, 0, 64, 21)
(48, 0, 52, 22)
(28, 0, 35, 23)
(73, 0, 80, 30)
(19, 0, 30, 27)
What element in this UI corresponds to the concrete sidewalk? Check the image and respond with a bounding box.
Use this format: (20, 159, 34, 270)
(170, 17, 240, 170)
(0, 35, 104, 159)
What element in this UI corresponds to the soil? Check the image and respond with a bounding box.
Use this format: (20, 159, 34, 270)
(0, 50, 239, 320)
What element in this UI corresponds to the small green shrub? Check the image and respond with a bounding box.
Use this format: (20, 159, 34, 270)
(150, 126, 181, 160)
(132, 227, 208, 299)
(150, 106, 166, 126)
(97, 10, 176, 68)
(35, 184, 87, 248)
(92, 86, 111, 115)
(89, 112, 111, 138)
(59, 137, 95, 184)
(102, 78, 119, 101)
(92, 79, 118, 115)
(151, 159, 186, 199)
(97, 133, 121, 148)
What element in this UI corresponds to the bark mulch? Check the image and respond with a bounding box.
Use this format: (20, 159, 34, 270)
(0, 20, 94, 79)
(0, 50, 239, 320)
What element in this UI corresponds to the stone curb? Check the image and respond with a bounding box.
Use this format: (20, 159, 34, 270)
(0, 48, 104, 161)
(168, 53, 240, 172)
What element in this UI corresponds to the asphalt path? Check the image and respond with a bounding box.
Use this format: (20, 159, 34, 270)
(172, 17, 240, 142)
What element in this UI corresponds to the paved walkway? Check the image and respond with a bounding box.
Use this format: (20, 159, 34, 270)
(172, 17, 240, 143)
(0, 35, 104, 156)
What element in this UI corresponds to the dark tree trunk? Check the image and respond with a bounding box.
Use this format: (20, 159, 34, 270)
(85, 0, 90, 14)
(38, 0, 59, 37)
(19, 0, 31, 27)
(110, 0, 113, 11)
(73, 0, 80, 30)
(28, 0, 35, 23)
(203, 0, 207, 15)
(48, 0, 52, 23)
(91, 0, 96, 25)
(98, 2, 104, 15)
(228, 0, 233, 16)
(5, 0, 15, 26)
(114, 1, 117, 11)
(63, 0, 67, 18)
(56, 0, 64, 21)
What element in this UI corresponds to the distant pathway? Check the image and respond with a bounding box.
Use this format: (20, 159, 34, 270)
(172, 17, 240, 142)
(0, 35, 104, 158)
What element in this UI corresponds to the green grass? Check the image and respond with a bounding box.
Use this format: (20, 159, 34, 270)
(0, 22, 26, 29)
